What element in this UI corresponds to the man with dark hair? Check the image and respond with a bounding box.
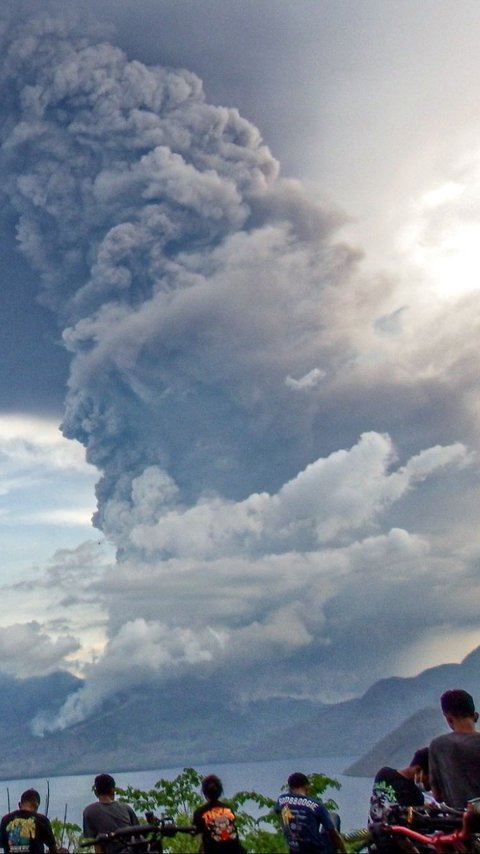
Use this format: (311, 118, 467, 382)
(82, 774, 138, 854)
(429, 689, 480, 808)
(369, 747, 430, 825)
(0, 789, 57, 854)
(275, 772, 347, 853)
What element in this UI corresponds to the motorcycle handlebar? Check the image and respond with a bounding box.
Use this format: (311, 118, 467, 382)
(80, 817, 197, 847)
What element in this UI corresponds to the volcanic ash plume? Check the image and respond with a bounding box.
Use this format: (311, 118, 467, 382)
(0, 10, 358, 544)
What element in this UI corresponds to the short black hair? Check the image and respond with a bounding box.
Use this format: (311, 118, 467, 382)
(201, 775, 223, 801)
(20, 789, 40, 807)
(441, 689, 476, 717)
(94, 774, 116, 795)
(410, 747, 429, 774)
(288, 772, 310, 789)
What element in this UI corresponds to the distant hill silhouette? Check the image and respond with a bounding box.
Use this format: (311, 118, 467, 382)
(0, 646, 478, 779)
(250, 646, 480, 769)
(344, 706, 444, 776)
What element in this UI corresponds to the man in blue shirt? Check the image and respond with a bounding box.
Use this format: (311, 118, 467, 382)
(275, 772, 346, 854)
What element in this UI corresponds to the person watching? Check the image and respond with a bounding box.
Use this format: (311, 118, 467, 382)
(275, 772, 347, 854)
(82, 774, 138, 854)
(192, 774, 246, 852)
(429, 688, 480, 808)
(0, 789, 57, 854)
(369, 747, 431, 825)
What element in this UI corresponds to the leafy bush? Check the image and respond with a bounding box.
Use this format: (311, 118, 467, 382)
(49, 816, 84, 852)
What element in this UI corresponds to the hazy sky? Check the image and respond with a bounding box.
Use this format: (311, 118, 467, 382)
(1, 0, 480, 728)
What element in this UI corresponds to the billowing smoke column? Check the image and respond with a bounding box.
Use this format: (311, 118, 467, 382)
(0, 10, 353, 551)
(0, 8, 471, 730)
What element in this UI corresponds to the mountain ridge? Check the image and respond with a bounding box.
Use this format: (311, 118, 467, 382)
(0, 648, 478, 779)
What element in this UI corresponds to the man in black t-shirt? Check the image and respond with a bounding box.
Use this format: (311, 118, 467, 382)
(0, 789, 57, 854)
(192, 775, 245, 854)
(369, 747, 430, 825)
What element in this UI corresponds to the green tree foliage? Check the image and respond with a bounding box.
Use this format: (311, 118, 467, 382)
(49, 816, 84, 852)
(117, 768, 203, 853)
(117, 766, 204, 821)
(305, 772, 340, 810)
(224, 788, 285, 852)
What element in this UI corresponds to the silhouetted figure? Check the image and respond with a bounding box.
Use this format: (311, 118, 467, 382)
(0, 789, 57, 854)
(193, 775, 246, 853)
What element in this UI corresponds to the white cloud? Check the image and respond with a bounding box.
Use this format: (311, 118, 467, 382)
(285, 368, 326, 390)
(23, 508, 94, 526)
(0, 414, 94, 472)
(0, 540, 112, 674)
(0, 621, 79, 677)
(0, 414, 98, 577)
(129, 433, 468, 558)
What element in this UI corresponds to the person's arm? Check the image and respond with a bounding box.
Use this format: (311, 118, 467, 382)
(82, 808, 103, 853)
(41, 816, 57, 854)
(428, 747, 444, 803)
(128, 807, 138, 825)
(328, 827, 347, 853)
(82, 809, 91, 840)
(192, 806, 203, 836)
(318, 804, 346, 853)
(0, 819, 9, 854)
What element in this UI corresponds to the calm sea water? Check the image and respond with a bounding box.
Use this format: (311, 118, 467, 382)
(0, 757, 372, 834)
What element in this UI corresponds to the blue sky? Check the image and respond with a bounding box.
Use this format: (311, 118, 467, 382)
(1, 0, 480, 728)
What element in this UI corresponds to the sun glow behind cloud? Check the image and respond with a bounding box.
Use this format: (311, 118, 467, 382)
(396, 626, 480, 677)
(399, 164, 480, 300)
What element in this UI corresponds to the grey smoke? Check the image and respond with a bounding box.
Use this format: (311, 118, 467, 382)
(0, 9, 360, 532)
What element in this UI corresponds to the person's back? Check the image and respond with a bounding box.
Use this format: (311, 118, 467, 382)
(429, 689, 480, 808)
(430, 730, 480, 807)
(192, 775, 245, 854)
(82, 774, 138, 854)
(274, 772, 346, 854)
(0, 789, 57, 854)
